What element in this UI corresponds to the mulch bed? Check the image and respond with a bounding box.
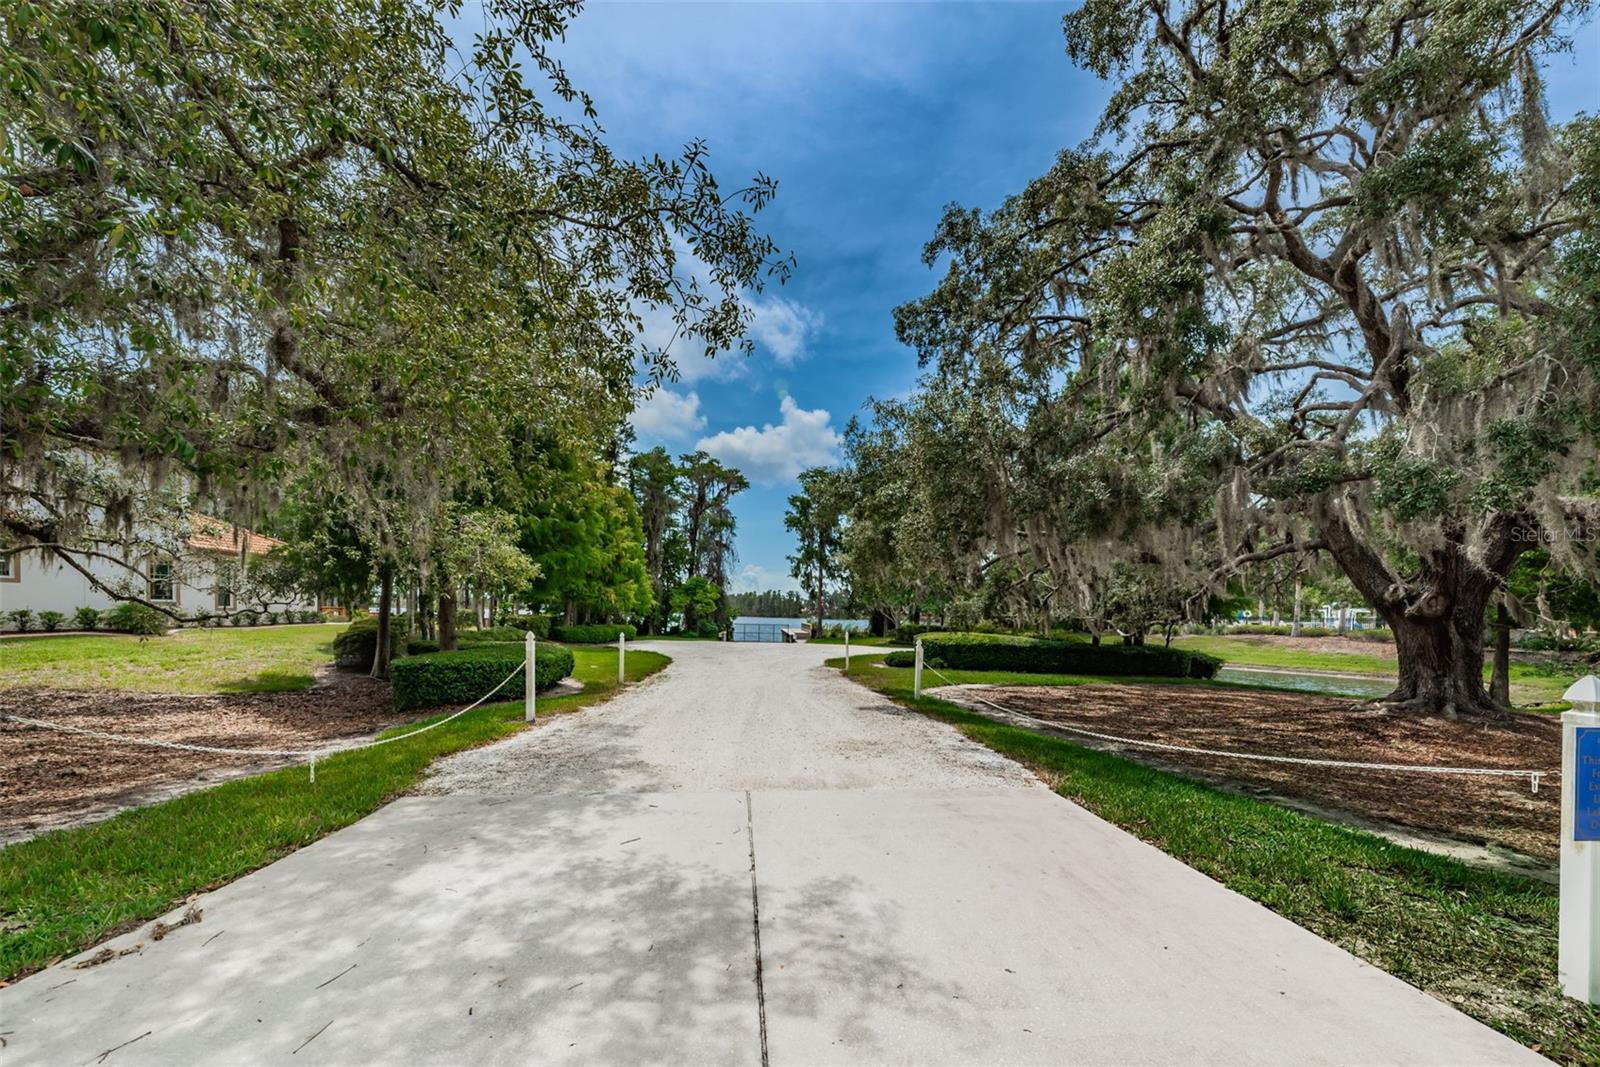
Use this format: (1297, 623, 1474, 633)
(0, 670, 428, 841)
(963, 683, 1562, 862)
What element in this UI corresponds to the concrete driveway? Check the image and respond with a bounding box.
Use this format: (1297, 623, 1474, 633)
(0, 641, 1544, 1065)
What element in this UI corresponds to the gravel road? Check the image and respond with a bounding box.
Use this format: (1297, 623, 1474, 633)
(421, 640, 1037, 795)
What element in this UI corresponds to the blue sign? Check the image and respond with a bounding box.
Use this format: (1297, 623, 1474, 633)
(1578, 727, 1600, 842)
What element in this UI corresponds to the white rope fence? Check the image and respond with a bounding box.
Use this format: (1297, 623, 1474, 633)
(2, 659, 528, 783)
(917, 661, 1554, 794)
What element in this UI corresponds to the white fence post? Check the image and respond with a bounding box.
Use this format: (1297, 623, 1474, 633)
(525, 631, 537, 723)
(1560, 675, 1600, 1005)
(618, 631, 626, 686)
(913, 637, 924, 698)
(844, 628, 850, 673)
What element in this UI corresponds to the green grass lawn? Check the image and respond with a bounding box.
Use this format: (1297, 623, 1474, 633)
(833, 653, 1597, 1064)
(0, 624, 350, 694)
(0, 646, 669, 981)
(1172, 634, 1577, 707)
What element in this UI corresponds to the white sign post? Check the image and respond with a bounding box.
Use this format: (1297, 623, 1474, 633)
(844, 629, 851, 674)
(618, 631, 626, 686)
(524, 631, 537, 723)
(1560, 675, 1600, 1005)
(913, 637, 924, 699)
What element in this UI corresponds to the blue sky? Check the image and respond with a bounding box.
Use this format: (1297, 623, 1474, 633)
(547, 1, 1600, 593)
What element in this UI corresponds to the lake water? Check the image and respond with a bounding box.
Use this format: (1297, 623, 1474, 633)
(1215, 666, 1394, 699)
(730, 616, 868, 642)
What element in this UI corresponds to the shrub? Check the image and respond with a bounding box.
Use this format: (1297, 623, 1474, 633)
(494, 613, 552, 638)
(551, 622, 637, 644)
(886, 632, 1221, 679)
(228, 612, 246, 626)
(391, 644, 575, 711)
(302, 610, 325, 623)
(406, 638, 441, 656)
(892, 623, 945, 644)
(262, 611, 279, 626)
(73, 606, 101, 631)
(459, 626, 528, 645)
(104, 602, 169, 636)
(7, 608, 35, 632)
(1218, 623, 1348, 638)
(37, 610, 66, 631)
(332, 616, 403, 669)
(242, 610, 261, 626)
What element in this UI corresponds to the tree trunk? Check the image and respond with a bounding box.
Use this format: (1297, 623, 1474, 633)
(814, 561, 824, 632)
(1290, 578, 1303, 637)
(1315, 488, 1538, 719)
(1386, 609, 1498, 717)
(1490, 603, 1512, 709)
(869, 607, 890, 637)
(371, 563, 394, 680)
(438, 584, 458, 652)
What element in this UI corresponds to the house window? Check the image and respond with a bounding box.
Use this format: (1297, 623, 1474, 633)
(216, 585, 234, 611)
(148, 561, 176, 603)
(0, 553, 16, 582)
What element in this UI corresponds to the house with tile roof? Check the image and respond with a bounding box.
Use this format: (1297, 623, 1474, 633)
(0, 513, 320, 626)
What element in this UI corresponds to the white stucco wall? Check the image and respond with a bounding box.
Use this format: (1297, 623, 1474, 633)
(0, 547, 317, 626)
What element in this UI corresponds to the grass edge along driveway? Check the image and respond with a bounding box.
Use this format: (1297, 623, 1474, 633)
(832, 653, 1598, 1066)
(0, 647, 670, 983)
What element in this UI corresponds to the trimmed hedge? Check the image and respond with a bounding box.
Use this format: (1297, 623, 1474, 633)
(333, 616, 403, 669)
(1226, 623, 1335, 637)
(458, 626, 528, 645)
(406, 628, 541, 656)
(494, 614, 552, 638)
(884, 632, 1222, 679)
(892, 623, 946, 644)
(391, 644, 575, 712)
(551, 622, 637, 644)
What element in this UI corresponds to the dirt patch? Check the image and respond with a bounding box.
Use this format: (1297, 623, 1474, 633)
(0, 670, 429, 842)
(951, 682, 1561, 862)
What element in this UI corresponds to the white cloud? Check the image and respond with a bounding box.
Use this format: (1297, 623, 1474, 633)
(631, 236, 821, 383)
(732, 562, 798, 593)
(557, 4, 957, 119)
(748, 296, 823, 366)
(695, 396, 842, 484)
(630, 388, 706, 442)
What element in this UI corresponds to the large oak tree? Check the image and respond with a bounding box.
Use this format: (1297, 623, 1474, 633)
(896, 0, 1599, 716)
(2, 0, 786, 615)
